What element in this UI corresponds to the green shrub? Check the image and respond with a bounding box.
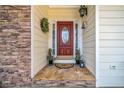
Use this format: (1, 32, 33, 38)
(75, 49, 81, 61)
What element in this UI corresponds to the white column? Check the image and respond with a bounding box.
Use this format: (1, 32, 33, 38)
(73, 21, 76, 57)
(78, 20, 83, 56)
(49, 20, 57, 57)
(48, 21, 53, 49)
(55, 21, 57, 57)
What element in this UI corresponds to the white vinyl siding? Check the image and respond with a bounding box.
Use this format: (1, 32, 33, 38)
(83, 5, 96, 76)
(99, 5, 124, 87)
(31, 6, 48, 77)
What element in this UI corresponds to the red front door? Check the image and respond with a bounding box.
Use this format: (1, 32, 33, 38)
(57, 21, 73, 55)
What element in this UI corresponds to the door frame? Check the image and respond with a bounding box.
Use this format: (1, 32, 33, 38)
(57, 21, 73, 56)
(49, 19, 82, 58)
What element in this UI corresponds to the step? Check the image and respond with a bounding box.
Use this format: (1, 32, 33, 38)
(56, 56, 74, 60)
(54, 59, 75, 64)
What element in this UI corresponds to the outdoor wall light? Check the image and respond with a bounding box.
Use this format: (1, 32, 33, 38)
(79, 5, 87, 29)
(79, 5, 87, 17)
(82, 21, 87, 29)
(82, 22, 85, 29)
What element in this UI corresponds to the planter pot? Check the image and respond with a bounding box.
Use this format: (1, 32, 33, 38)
(76, 60, 80, 64)
(80, 63, 84, 68)
(80, 62, 84, 68)
(80, 60, 85, 68)
(49, 60, 53, 65)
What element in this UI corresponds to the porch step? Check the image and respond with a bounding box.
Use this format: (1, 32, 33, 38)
(54, 59, 75, 64)
(56, 56, 73, 60)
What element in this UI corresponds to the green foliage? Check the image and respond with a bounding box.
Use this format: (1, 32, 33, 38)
(47, 48, 53, 61)
(75, 49, 81, 61)
(40, 18, 49, 33)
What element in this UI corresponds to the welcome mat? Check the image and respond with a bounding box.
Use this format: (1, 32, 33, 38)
(55, 63, 74, 69)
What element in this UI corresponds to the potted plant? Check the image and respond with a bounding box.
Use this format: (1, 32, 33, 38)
(75, 49, 81, 64)
(47, 48, 54, 65)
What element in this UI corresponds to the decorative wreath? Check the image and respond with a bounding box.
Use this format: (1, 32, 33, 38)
(40, 18, 49, 33)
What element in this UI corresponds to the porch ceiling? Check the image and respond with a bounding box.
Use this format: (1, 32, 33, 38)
(49, 5, 80, 8)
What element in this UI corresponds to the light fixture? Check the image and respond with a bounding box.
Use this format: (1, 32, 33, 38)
(82, 21, 87, 29)
(82, 22, 85, 29)
(79, 5, 87, 29)
(79, 5, 87, 17)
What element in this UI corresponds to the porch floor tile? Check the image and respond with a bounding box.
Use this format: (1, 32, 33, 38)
(34, 65, 95, 81)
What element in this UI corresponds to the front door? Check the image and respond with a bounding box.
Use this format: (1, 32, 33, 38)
(57, 21, 73, 55)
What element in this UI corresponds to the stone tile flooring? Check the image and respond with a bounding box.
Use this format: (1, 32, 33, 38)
(33, 65, 95, 88)
(34, 65, 95, 81)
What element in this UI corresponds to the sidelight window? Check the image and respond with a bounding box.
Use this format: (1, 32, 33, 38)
(75, 23, 78, 51)
(52, 23, 55, 55)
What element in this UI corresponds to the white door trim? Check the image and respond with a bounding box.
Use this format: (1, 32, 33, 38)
(49, 20, 82, 58)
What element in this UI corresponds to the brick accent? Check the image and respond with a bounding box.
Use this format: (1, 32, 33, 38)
(0, 5, 31, 87)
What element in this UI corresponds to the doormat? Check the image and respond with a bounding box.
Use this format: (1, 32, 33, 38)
(55, 63, 74, 69)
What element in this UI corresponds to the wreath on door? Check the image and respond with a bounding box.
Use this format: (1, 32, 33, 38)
(40, 18, 49, 33)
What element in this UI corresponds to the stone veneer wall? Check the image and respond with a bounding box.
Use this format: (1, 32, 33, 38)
(0, 6, 31, 87)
